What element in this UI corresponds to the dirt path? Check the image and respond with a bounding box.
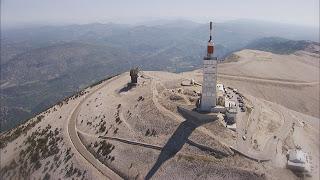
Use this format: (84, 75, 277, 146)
(78, 130, 163, 150)
(77, 129, 230, 160)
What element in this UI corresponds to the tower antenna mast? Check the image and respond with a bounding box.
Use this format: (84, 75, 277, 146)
(209, 21, 212, 42)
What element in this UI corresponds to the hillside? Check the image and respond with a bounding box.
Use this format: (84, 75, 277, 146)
(0, 43, 131, 131)
(219, 48, 319, 118)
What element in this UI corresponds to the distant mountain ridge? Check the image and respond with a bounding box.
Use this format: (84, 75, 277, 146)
(245, 37, 319, 54)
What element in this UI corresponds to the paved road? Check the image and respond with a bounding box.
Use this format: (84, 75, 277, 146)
(67, 76, 123, 180)
(219, 74, 319, 86)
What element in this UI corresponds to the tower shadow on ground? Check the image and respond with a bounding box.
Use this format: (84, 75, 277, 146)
(118, 83, 137, 93)
(145, 107, 218, 180)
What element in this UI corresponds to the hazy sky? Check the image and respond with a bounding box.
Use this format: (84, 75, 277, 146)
(2, 0, 319, 27)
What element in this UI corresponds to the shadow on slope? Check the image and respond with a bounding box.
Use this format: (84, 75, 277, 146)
(118, 83, 137, 93)
(145, 108, 219, 179)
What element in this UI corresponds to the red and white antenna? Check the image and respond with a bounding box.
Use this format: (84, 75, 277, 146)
(207, 21, 214, 57)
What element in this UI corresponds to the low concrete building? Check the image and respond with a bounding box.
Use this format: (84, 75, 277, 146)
(287, 149, 311, 174)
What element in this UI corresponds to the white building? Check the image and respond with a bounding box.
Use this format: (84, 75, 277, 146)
(217, 83, 224, 92)
(287, 149, 311, 174)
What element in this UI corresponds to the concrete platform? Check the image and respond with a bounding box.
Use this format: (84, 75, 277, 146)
(211, 106, 227, 113)
(177, 105, 218, 122)
(226, 123, 237, 131)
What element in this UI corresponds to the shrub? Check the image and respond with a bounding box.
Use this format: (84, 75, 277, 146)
(43, 173, 50, 180)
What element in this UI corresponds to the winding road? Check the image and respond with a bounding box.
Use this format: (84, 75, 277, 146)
(67, 76, 122, 180)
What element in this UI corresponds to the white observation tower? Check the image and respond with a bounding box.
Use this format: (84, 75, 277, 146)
(200, 21, 217, 112)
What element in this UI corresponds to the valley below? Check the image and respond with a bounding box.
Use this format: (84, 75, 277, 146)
(1, 20, 318, 132)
